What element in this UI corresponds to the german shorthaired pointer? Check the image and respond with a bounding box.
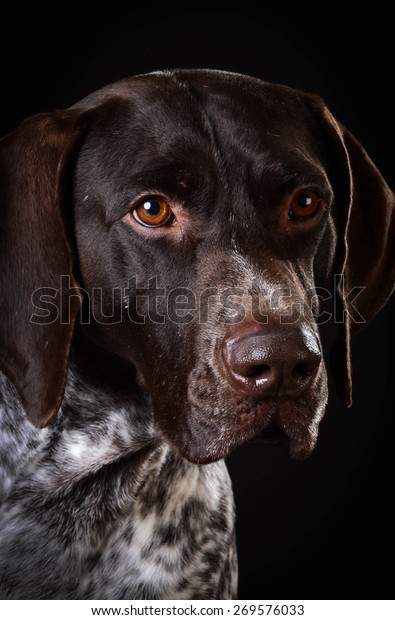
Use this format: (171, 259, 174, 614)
(0, 70, 394, 599)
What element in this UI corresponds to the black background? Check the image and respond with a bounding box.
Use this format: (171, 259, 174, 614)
(1, 5, 394, 600)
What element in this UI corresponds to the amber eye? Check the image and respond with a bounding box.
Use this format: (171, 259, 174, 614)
(289, 190, 321, 220)
(132, 198, 174, 227)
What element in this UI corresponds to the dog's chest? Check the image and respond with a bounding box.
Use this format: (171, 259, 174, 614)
(0, 373, 237, 599)
(76, 447, 237, 599)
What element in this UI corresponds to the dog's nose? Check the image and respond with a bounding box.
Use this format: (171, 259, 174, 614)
(222, 324, 321, 397)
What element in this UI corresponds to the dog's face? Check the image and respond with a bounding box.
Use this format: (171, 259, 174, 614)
(0, 70, 394, 464)
(73, 73, 336, 462)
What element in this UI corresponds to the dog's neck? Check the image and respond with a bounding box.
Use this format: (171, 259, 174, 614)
(60, 345, 159, 465)
(0, 336, 161, 502)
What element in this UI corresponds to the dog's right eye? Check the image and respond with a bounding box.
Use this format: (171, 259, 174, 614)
(132, 198, 174, 227)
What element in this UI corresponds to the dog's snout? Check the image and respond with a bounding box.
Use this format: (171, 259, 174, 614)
(222, 324, 321, 398)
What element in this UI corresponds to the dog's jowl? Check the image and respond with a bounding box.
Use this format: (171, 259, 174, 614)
(0, 70, 393, 599)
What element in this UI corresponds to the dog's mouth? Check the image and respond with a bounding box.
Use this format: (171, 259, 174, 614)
(253, 399, 322, 460)
(157, 386, 324, 464)
(150, 356, 327, 464)
(259, 418, 288, 445)
(250, 401, 290, 445)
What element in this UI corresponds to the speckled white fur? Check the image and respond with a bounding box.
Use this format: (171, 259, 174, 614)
(0, 366, 237, 600)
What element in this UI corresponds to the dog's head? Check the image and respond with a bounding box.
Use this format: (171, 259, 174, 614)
(0, 70, 393, 463)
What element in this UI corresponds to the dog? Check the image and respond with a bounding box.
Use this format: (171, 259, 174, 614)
(0, 69, 393, 599)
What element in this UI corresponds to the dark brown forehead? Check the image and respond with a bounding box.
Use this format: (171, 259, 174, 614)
(75, 70, 330, 222)
(75, 69, 319, 144)
(176, 70, 324, 158)
(77, 69, 325, 167)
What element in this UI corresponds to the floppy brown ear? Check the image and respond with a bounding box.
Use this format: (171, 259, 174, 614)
(0, 111, 86, 427)
(309, 99, 395, 406)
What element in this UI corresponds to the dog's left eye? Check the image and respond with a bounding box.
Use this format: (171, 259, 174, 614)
(289, 190, 322, 220)
(132, 198, 174, 227)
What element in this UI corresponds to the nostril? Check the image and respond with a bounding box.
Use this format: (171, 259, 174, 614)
(225, 338, 275, 381)
(231, 360, 272, 379)
(293, 361, 310, 377)
(292, 354, 321, 381)
(244, 363, 271, 379)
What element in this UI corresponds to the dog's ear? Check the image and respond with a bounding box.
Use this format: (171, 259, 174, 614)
(308, 97, 395, 406)
(0, 111, 87, 427)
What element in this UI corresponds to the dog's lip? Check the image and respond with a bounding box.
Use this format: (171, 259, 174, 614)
(259, 420, 289, 445)
(258, 420, 316, 460)
(253, 400, 319, 460)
